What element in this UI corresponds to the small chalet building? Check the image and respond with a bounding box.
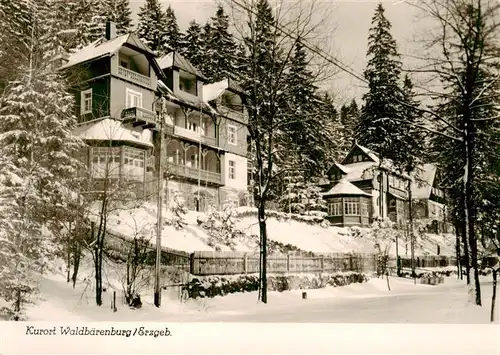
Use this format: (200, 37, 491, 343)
(323, 179, 372, 226)
(323, 143, 410, 227)
(61, 22, 251, 210)
(411, 163, 448, 233)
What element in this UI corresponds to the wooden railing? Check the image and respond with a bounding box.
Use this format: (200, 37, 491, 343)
(173, 126, 217, 146)
(166, 163, 222, 185)
(117, 66, 151, 87)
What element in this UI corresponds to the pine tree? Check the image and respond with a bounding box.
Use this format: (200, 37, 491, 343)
(137, 0, 167, 55)
(357, 3, 406, 163)
(0, 0, 34, 91)
(202, 5, 238, 82)
(180, 20, 205, 68)
(164, 5, 182, 53)
(103, 0, 132, 35)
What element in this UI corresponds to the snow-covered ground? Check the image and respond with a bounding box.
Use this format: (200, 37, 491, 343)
(18, 257, 498, 324)
(104, 202, 456, 257)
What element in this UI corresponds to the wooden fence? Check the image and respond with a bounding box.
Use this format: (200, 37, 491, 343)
(105, 233, 457, 276)
(189, 251, 457, 276)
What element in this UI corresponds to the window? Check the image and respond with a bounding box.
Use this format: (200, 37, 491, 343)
(126, 88, 142, 108)
(91, 147, 120, 179)
(247, 161, 253, 183)
(361, 199, 369, 217)
(344, 197, 360, 216)
(123, 148, 145, 181)
(81, 89, 92, 115)
(357, 155, 363, 162)
(352, 155, 358, 163)
(120, 58, 130, 69)
(229, 160, 236, 180)
(328, 198, 342, 216)
(228, 125, 237, 145)
(179, 75, 197, 95)
(188, 121, 198, 133)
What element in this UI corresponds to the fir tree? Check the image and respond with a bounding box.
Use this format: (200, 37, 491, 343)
(163, 5, 182, 53)
(202, 5, 238, 82)
(357, 3, 406, 164)
(103, 0, 132, 35)
(0, 68, 82, 320)
(137, 0, 167, 55)
(180, 20, 205, 68)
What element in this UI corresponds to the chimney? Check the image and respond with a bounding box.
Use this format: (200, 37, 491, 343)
(105, 21, 117, 40)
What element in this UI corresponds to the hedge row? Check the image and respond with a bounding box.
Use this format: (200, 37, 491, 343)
(186, 272, 369, 299)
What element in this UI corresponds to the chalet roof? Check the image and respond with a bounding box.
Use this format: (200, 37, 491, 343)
(354, 143, 379, 163)
(157, 52, 207, 80)
(322, 179, 372, 198)
(61, 33, 153, 69)
(344, 161, 377, 181)
(203, 80, 229, 102)
(157, 80, 217, 115)
(73, 118, 153, 148)
(411, 163, 438, 199)
(326, 161, 351, 176)
(202, 78, 244, 103)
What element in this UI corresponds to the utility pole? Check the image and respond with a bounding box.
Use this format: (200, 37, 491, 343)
(154, 97, 166, 307)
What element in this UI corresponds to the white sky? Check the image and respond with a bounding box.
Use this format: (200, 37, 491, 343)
(129, 0, 430, 105)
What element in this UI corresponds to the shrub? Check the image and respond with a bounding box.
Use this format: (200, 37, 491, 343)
(185, 272, 369, 299)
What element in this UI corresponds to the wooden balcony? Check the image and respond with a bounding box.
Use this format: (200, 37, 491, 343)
(121, 107, 156, 129)
(165, 163, 222, 186)
(173, 126, 217, 147)
(116, 66, 151, 88)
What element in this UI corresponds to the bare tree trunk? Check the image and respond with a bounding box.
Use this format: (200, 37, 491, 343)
(72, 241, 82, 288)
(13, 289, 21, 321)
(491, 269, 498, 323)
(407, 179, 416, 280)
(67, 235, 71, 283)
(455, 227, 462, 280)
(258, 201, 268, 304)
(464, 121, 481, 305)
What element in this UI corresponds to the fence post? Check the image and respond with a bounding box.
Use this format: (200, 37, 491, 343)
(287, 253, 291, 273)
(243, 253, 248, 274)
(349, 255, 353, 271)
(321, 255, 325, 272)
(189, 253, 195, 275)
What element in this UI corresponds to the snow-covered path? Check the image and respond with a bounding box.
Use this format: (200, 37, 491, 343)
(182, 278, 498, 324)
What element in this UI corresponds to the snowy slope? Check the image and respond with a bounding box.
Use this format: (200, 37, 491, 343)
(100, 202, 456, 257)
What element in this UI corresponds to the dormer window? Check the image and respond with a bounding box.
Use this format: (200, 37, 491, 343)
(179, 71, 197, 95)
(221, 92, 243, 112)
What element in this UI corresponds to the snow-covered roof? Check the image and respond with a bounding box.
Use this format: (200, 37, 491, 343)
(157, 52, 207, 80)
(203, 79, 230, 102)
(411, 163, 438, 199)
(344, 161, 377, 181)
(61, 33, 153, 69)
(73, 118, 153, 148)
(203, 77, 244, 102)
(356, 143, 380, 163)
(323, 179, 372, 197)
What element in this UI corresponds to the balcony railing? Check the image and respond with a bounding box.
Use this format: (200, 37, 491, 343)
(166, 163, 222, 185)
(117, 66, 151, 87)
(121, 107, 156, 129)
(173, 126, 217, 147)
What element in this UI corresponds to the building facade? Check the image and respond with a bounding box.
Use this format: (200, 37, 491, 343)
(323, 143, 410, 227)
(62, 22, 250, 211)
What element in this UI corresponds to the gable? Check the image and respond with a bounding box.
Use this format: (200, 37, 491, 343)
(342, 146, 375, 164)
(326, 164, 347, 180)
